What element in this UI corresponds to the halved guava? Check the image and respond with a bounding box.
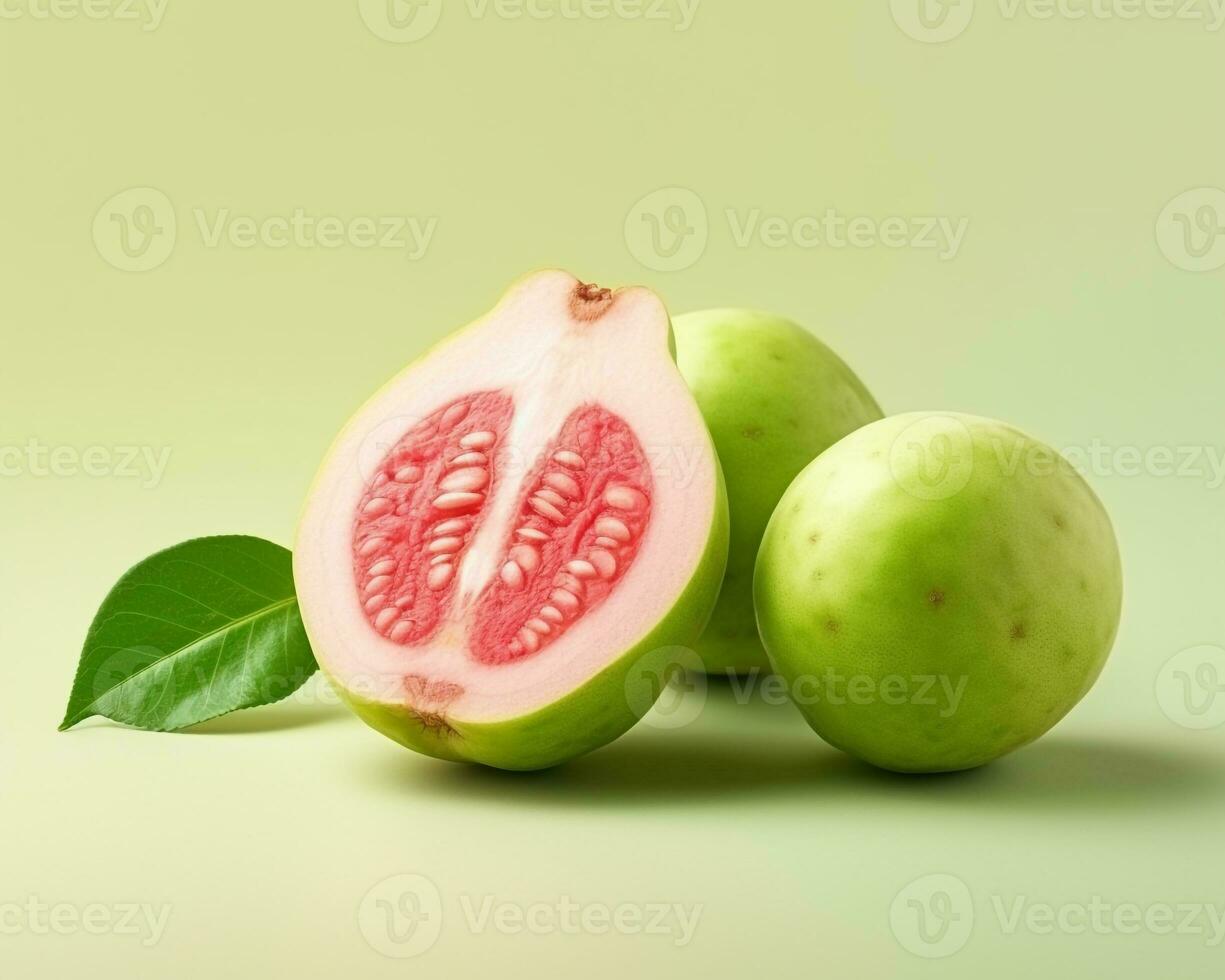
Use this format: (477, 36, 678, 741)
(295, 271, 728, 770)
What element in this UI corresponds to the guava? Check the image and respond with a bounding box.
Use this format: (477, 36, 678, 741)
(673, 310, 883, 675)
(295, 271, 728, 771)
(754, 412, 1123, 773)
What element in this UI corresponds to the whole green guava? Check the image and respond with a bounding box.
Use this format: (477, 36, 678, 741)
(674, 310, 882, 675)
(754, 412, 1123, 773)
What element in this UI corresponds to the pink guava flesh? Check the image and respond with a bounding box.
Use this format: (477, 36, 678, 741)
(352, 391, 514, 648)
(295, 271, 726, 759)
(354, 395, 653, 667)
(471, 404, 651, 665)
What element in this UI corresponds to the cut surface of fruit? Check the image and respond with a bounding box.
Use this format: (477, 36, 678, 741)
(353, 391, 514, 649)
(295, 271, 728, 769)
(468, 404, 653, 666)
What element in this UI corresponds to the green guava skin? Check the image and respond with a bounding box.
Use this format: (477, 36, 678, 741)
(673, 310, 883, 676)
(754, 412, 1123, 774)
(339, 477, 728, 771)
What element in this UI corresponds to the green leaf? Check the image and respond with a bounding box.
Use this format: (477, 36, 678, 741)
(60, 536, 318, 732)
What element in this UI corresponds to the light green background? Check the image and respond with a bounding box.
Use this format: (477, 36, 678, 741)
(3, 1, 1224, 976)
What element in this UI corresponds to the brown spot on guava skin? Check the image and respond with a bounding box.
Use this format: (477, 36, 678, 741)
(1053, 514, 1066, 530)
(403, 675, 463, 738)
(410, 710, 459, 738)
(1010, 623, 1027, 641)
(808, 531, 821, 545)
(928, 589, 946, 608)
(825, 619, 840, 634)
(743, 425, 765, 441)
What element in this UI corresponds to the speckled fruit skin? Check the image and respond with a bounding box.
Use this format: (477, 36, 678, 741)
(674, 310, 883, 675)
(754, 412, 1123, 773)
